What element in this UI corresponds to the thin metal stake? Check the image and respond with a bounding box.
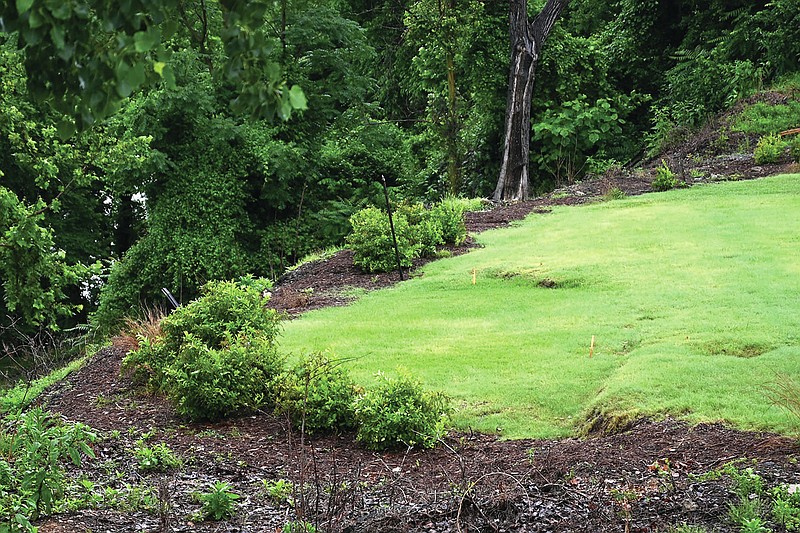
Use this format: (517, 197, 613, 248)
(381, 175, 404, 281)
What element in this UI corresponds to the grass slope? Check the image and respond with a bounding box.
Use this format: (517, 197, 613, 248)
(279, 175, 800, 439)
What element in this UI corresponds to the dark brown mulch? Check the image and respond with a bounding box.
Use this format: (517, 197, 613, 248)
(37, 347, 800, 532)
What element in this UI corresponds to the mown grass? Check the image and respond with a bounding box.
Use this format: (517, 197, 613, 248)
(279, 175, 800, 439)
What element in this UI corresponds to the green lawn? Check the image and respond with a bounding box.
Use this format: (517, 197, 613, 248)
(279, 175, 800, 439)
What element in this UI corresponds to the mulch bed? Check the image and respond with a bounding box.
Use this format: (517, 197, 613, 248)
(36, 346, 800, 532)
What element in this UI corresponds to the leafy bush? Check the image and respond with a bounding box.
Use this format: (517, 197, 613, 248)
(195, 481, 240, 521)
(652, 160, 681, 191)
(754, 133, 786, 164)
(433, 197, 469, 246)
(122, 278, 284, 421)
(0, 409, 96, 531)
(166, 333, 283, 421)
(276, 353, 358, 434)
(346, 207, 418, 273)
(346, 198, 472, 273)
(789, 136, 800, 162)
(355, 372, 450, 450)
(398, 203, 444, 257)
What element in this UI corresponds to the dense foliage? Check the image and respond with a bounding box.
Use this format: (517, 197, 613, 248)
(121, 278, 284, 421)
(355, 372, 450, 450)
(0, 0, 798, 339)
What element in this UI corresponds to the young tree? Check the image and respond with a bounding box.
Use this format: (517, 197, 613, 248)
(493, 0, 570, 202)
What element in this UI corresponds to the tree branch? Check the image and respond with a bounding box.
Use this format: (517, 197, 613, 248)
(530, 0, 571, 53)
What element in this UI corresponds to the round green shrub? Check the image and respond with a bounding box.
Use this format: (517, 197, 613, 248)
(754, 133, 786, 164)
(276, 353, 358, 434)
(354, 372, 449, 450)
(346, 207, 418, 273)
(166, 334, 283, 421)
(432, 199, 468, 246)
(121, 277, 283, 421)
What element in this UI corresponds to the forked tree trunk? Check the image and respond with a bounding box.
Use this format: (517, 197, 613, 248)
(493, 0, 570, 202)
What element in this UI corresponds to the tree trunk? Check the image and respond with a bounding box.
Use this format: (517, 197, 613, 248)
(493, 0, 570, 202)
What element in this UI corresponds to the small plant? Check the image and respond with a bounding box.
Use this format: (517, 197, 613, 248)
(652, 160, 681, 191)
(354, 371, 450, 450)
(0, 409, 96, 531)
(262, 478, 293, 504)
(283, 521, 317, 533)
(195, 481, 240, 521)
(668, 525, 709, 533)
(754, 133, 786, 164)
(134, 441, 182, 472)
(276, 353, 358, 434)
(604, 187, 627, 201)
(771, 485, 800, 530)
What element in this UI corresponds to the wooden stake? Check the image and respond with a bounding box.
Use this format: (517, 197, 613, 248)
(472, 268, 477, 285)
(589, 335, 595, 358)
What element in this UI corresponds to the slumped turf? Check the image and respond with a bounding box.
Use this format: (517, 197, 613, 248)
(279, 174, 800, 438)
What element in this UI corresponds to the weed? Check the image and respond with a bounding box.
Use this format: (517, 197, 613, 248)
(283, 521, 317, 533)
(653, 160, 682, 191)
(728, 496, 763, 526)
(0, 409, 96, 530)
(771, 485, 800, 530)
(754, 133, 786, 164)
(134, 441, 182, 472)
(668, 525, 708, 533)
(262, 478, 293, 504)
(602, 187, 627, 201)
(195, 481, 240, 521)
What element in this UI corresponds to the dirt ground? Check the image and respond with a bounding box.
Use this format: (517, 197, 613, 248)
(33, 142, 800, 531)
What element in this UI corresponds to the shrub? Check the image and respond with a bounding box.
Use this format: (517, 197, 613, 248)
(397, 203, 444, 257)
(122, 278, 283, 421)
(433, 198, 468, 246)
(788, 136, 800, 162)
(346, 207, 418, 273)
(166, 333, 283, 421)
(276, 353, 358, 434)
(754, 133, 786, 164)
(652, 160, 681, 191)
(0, 409, 96, 531)
(355, 372, 450, 450)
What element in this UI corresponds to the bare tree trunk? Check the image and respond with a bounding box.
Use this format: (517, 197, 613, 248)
(493, 0, 570, 202)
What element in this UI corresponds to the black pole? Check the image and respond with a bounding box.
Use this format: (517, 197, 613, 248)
(381, 175, 404, 281)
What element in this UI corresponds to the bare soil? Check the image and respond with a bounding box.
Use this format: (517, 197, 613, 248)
(34, 109, 800, 532)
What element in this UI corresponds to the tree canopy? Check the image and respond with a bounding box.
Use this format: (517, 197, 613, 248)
(0, 0, 798, 337)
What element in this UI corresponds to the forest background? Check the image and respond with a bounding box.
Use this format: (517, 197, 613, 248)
(1, 0, 799, 341)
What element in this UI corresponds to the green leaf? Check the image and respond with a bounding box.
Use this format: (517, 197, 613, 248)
(16, 0, 34, 15)
(49, 25, 65, 49)
(56, 120, 76, 140)
(288, 85, 307, 111)
(134, 28, 161, 53)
